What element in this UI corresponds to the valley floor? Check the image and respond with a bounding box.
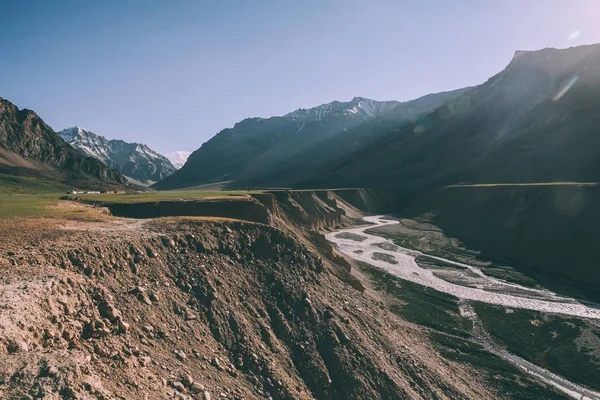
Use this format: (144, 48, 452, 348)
(0, 192, 593, 399)
(327, 215, 600, 399)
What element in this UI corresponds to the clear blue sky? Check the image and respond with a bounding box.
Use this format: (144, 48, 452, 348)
(1, 0, 599, 154)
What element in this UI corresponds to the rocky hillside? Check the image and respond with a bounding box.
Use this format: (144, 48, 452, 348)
(308, 44, 600, 188)
(59, 127, 176, 185)
(0, 97, 126, 188)
(0, 210, 503, 399)
(154, 89, 468, 190)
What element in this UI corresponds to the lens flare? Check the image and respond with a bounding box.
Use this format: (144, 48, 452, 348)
(552, 74, 579, 101)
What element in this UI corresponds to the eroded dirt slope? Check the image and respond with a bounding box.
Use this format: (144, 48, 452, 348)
(0, 206, 495, 399)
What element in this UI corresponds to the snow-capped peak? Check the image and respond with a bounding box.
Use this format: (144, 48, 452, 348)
(58, 127, 177, 184)
(283, 97, 399, 122)
(59, 126, 89, 142)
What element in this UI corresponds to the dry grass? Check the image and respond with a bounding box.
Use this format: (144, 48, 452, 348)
(66, 189, 263, 203)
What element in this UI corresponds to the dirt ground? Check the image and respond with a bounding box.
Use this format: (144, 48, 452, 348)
(0, 198, 503, 399)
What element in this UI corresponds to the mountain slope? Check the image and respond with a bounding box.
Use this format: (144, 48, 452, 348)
(307, 44, 600, 189)
(59, 127, 176, 185)
(0, 97, 126, 188)
(154, 90, 468, 190)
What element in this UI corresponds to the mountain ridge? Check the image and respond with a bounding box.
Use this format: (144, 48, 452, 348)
(59, 126, 176, 185)
(0, 97, 127, 189)
(304, 43, 600, 189)
(154, 88, 469, 190)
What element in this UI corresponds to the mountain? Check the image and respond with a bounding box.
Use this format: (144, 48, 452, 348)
(59, 126, 176, 185)
(0, 97, 126, 189)
(307, 44, 600, 189)
(154, 90, 468, 190)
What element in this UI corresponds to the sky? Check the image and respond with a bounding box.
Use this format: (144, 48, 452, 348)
(1, 0, 600, 156)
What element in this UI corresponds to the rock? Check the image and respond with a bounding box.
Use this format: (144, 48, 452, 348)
(142, 325, 154, 333)
(211, 357, 222, 370)
(203, 391, 212, 400)
(139, 356, 151, 367)
(172, 381, 185, 392)
(189, 382, 205, 393)
(174, 350, 187, 361)
(132, 286, 152, 305)
(118, 319, 130, 333)
(184, 310, 196, 321)
(181, 374, 194, 387)
(47, 366, 59, 376)
(43, 329, 56, 340)
(94, 344, 110, 357)
(100, 304, 121, 321)
(96, 320, 112, 336)
(149, 291, 160, 302)
(62, 329, 76, 341)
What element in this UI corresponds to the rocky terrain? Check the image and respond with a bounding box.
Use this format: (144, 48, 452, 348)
(1, 191, 569, 399)
(0, 98, 126, 189)
(59, 127, 176, 185)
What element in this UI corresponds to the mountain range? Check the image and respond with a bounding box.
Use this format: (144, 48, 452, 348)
(0, 97, 126, 190)
(307, 44, 600, 189)
(58, 127, 176, 185)
(3, 44, 600, 195)
(156, 44, 600, 192)
(154, 89, 469, 190)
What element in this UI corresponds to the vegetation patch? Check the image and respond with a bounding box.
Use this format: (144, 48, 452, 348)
(334, 232, 368, 242)
(357, 261, 472, 337)
(371, 252, 398, 264)
(473, 302, 600, 391)
(430, 332, 567, 400)
(65, 189, 263, 204)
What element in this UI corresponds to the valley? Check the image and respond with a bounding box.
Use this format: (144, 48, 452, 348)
(2, 27, 600, 399)
(1, 189, 586, 399)
(327, 214, 600, 399)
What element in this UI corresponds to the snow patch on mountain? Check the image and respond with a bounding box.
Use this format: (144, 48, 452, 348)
(58, 127, 177, 185)
(165, 151, 191, 169)
(284, 97, 400, 122)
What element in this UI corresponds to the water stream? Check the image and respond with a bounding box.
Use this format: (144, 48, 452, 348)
(326, 215, 600, 399)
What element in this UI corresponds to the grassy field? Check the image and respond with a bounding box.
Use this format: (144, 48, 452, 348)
(0, 174, 72, 195)
(0, 189, 264, 219)
(65, 189, 263, 204)
(0, 193, 67, 219)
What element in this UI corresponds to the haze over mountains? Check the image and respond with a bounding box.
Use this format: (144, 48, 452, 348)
(3, 44, 599, 194)
(59, 127, 177, 185)
(155, 89, 469, 190)
(309, 44, 600, 189)
(156, 44, 600, 191)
